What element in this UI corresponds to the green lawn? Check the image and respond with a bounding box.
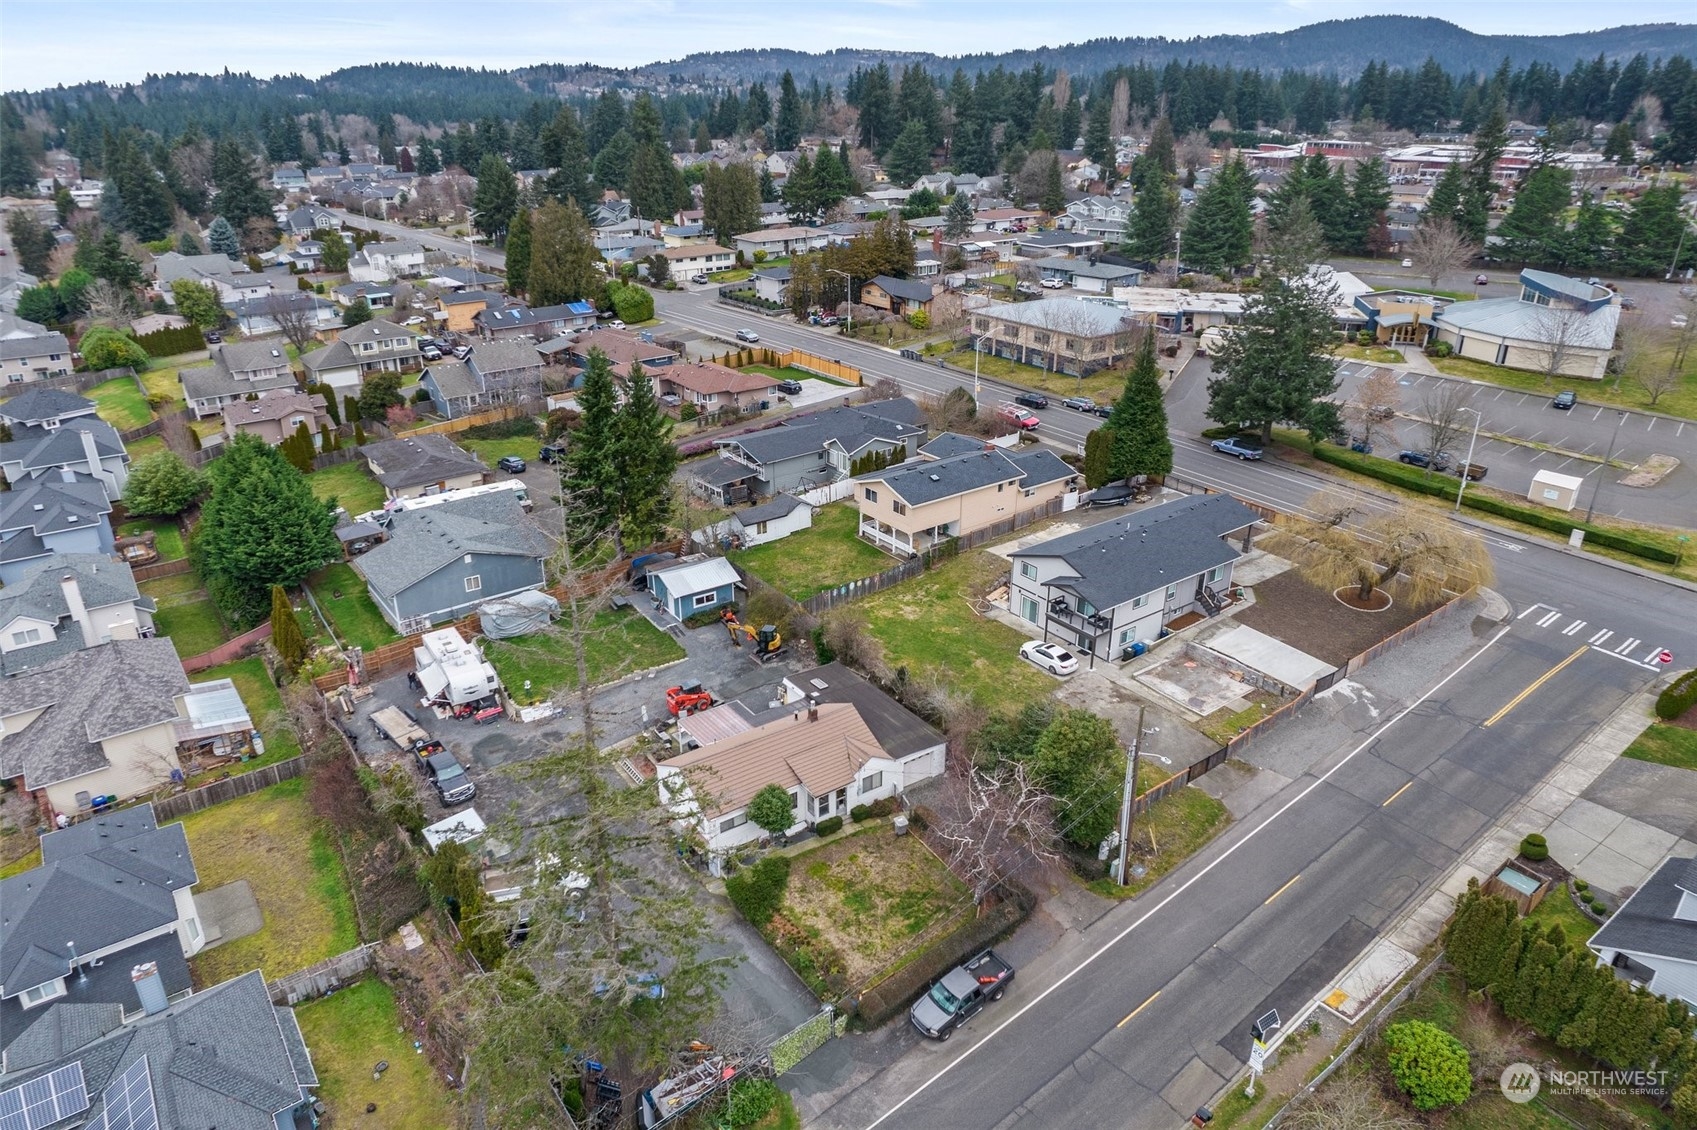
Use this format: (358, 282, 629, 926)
(175, 777, 359, 986)
(126, 434, 166, 461)
(1623, 721, 1697, 771)
(934, 346, 1130, 402)
(193, 656, 300, 764)
(141, 364, 191, 409)
(728, 503, 893, 600)
(1434, 350, 1697, 421)
(139, 571, 204, 600)
(152, 597, 228, 657)
(485, 608, 686, 704)
(307, 564, 401, 652)
(1088, 787, 1232, 898)
(857, 548, 1055, 710)
(459, 435, 541, 465)
(305, 460, 386, 516)
(294, 979, 457, 1130)
(1334, 343, 1406, 364)
(117, 517, 186, 561)
(707, 268, 754, 283)
(87, 376, 154, 430)
(1527, 883, 1599, 945)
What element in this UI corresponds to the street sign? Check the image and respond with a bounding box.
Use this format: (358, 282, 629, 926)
(1251, 1010, 1281, 1042)
(1248, 1039, 1268, 1072)
(1658, 650, 1674, 665)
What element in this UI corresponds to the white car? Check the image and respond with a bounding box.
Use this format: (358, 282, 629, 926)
(1019, 640, 1079, 676)
(608, 319, 626, 329)
(735, 328, 760, 342)
(1400, 258, 1414, 268)
(1040, 277, 1065, 289)
(1674, 314, 1690, 328)
(403, 315, 426, 326)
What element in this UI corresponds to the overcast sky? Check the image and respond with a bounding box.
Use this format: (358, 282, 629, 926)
(3, 0, 1692, 91)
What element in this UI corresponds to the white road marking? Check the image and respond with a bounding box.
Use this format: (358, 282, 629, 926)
(1591, 646, 1663, 671)
(1518, 602, 1556, 621)
(1561, 620, 1587, 636)
(1591, 406, 1606, 421)
(1537, 610, 1563, 628)
(1589, 629, 1613, 645)
(1614, 637, 1641, 654)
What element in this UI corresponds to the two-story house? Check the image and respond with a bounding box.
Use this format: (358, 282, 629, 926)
(221, 389, 332, 447)
(438, 290, 504, 334)
(300, 317, 420, 393)
(182, 341, 298, 418)
(0, 417, 130, 501)
(0, 553, 155, 675)
(418, 341, 545, 419)
(656, 243, 737, 278)
(152, 252, 273, 307)
(0, 477, 116, 584)
(1061, 194, 1132, 240)
(348, 239, 428, 282)
(281, 204, 340, 235)
(1587, 856, 1697, 1007)
(0, 387, 99, 432)
(0, 332, 73, 385)
(1007, 494, 1259, 668)
(362, 434, 487, 500)
(858, 275, 935, 318)
(972, 299, 1140, 377)
(854, 440, 1075, 557)
(709, 399, 926, 497)
(732, 226, 831, 259)
(226, 292, 341, 338)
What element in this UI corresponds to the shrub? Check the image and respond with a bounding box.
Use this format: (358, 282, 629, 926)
(811, 626, 835, 663)
(412, 388, 431, 403)
(1383, 1020, 1472, 1110)
(1574, 878, 1590, 892)
(1593, 903, 1608, 915)
(1356, 330, 1374, 346)
(867, 796, 898, 817)
(680, 403, 699, 421)
(724, 1077, 781, 1126)
(135, 324, 207, 357)
(725, 855, 791, 927)
(1520, 833, 1549, 861)
(850, 804, 872, 823)
(1426, 340, 1454, 357)
(748, 784, 798, 836)
(462, 415, 541, 441)
(814, 815, 843, 836)
(1656, 669, 1697, 721)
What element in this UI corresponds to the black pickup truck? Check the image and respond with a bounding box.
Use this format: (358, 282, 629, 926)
(411, 739, 476, 806)
(909, 949, 1015, 1040)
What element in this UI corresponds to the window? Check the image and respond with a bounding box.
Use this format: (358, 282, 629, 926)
(1131, 594, 1148, 610)
(864, 488, 879, 503)
(19, 980, 64, 1009)
(186, 917, 201, 943)
(756, 521, 769, 535)
(11, 628, 41, 645)
(1207, 566, 1223, 583)
(1020, 596, 1039, 622)
(1032, 331, 1051, 346)
(1120, 628, 1136, 645)
(691, 592, 718, 609)
(464, 575, 482, 592)
(719, 812, 749, 834)
(891, 500, 907, 515)
(1019, 562, 1037, 579)
(860, 771, 884, 794)
(1165, 585, 1177, 600)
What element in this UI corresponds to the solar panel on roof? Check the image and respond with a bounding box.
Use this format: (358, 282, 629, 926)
(0, 1062, 90, 1130)
(97, 1057, 157, 1130)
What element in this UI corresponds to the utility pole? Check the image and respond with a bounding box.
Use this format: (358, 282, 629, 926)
(1454, 406, 1481, 514)
(1116, 706, 1145, 887)
(1583, 410, 1627, 524)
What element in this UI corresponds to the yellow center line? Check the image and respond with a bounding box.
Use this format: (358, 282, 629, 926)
(1483, 645, 1588, 728)
(1382, 780, 1414, 807)
(1117, 990, 1161, 1028)
(1264, 873, 1301, 906)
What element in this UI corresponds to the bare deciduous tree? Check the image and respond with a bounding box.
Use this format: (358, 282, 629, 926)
(158, 410, 199, 461)
(1345, 367, 1401, 448)
(931, 760, 1061, 904)
(1407, 217, 1477, 291)
(82, 279, 135, 329)
(1523, 304, 1593, 384)
(820, 606, 888, 680)
(1418, 380, 1477, 470)
(1110, 77, 1131, 140)
(1266, 489, 1495, 604)
(265, 295, 321, 358)
(1283, 1071, 1418, 1130)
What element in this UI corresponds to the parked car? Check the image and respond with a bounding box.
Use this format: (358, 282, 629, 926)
(1091, 403, 1114, 418)
(735, 328, 759, 342)
(691, 274, 709, 284)
(1061, 396, 1097, 412)
(910, 950, 1015, 1040)
(1019, 640, 1079, 676)
(1551, 389, 1577, 410)
(1401, 258, 1414, 268)
(1210, 437, 1263, 460)
(776, 379, 803, 395)
(1040, 277, 1065, 289)
(1474, 274, 1489, 285)
(452, 344, 472, 360)
(1015, 282, 1041, 296)
(204, 331, 222, 343)
(403, 315, 426, 326)
(1398, 449, 1452, 470)
(608, 319, 626, 329)
(1013, 391, 1048, 410)
(420, 345, 442, 361)
(412, 740, 476, 806)
(1674, 314, 1690, 329)
(497, 455, 526, 473)
(539, 443, 567, 464)
(996, 403, 1040, 430)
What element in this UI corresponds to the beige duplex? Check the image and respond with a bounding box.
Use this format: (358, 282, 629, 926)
(853, 435, 1076, 556)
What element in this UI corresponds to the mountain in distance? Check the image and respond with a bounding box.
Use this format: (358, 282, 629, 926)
(641, 16, 1697, 85)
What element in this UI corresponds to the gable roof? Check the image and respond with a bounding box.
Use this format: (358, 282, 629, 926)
(357, 494, 550, 600)
(1013, 493, 1259, 611)
(920, 432, 990, 459)
(0, 418, 126, 474)
(423, 359, 481, 401)
(0, 639, 190, 792)
(647, 555, 740, 598)
(1588, 856, 1697, 965)
(0, 389, 95, 427)
(1433, 293, 1618, 350)
(977, 298, 1133, 336)
(300, 339, 357, 374)
(866, 275, 933, 303)
(0, 477, 113, 542)
(732, 493, 809, 527)
(0, 332, 71, 362)
(467, 339, 542, 376)
(661, 702, 886, 817)
(719, 400, 924, 466)
(212, 340, 289, 374)
(1005, 447, 1075, 489)
(362, 434, 484, 489)
(567, 330, 676, 372)
(473, 303, 590, 331)
(858, 448, 1025, 506)
(221, 390, 327, 429)
(782, 662, 944, 760)
(336, 318, 420, 348)
(658, 361, 779, 397)
(0, 551, 144, 637)
(438, 290, 502, 308)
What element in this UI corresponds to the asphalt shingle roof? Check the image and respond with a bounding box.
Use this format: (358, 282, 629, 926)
(0, 419, 126, 474)
(0, 553, 145, 669)
(357, 494, 550, 600)
(868, 275, 933, 303)
(336, 318, 420, 348)
(733, 493, 809, 526)
(300, 339, 357, 373)
(782, 662, 944, 760)
(0, 388, 95, 427)
(0, 477, 112, 540)
(362, 434, 485, 490)
(977, 298, 1132, 336)
(424, 359, 481, 401)
(919, 432, 989, 459)
(0, 333, 71, 362)
(468, 339, 542, 377)
(857, 448, 1024, 506)
(1588, 856, 1697, 965)
(721, 400, 924, 465)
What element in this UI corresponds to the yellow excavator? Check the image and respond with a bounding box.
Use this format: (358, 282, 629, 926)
(721, 609, 786, 663)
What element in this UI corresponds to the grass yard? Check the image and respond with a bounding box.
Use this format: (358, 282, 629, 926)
(727, 503, 892, 600)
(1434, 351, 1697, 421)
(307, 564, 401, 652)
(140, 364, 190, 409)
(87, 376, 154, 430)
(776, 827, 972, 994)
(151, 597, 228, 658)
(1622, 720, 1697, 771)
(117, 517, 186, 560)
(740, 364, 822, 384)
(1196, 693, 1280, 746)
(175, 776, 359, 986)
(707, 268, 754, 283)
(459, 435, 541, 465)
(125, 434, 165, 461)
(485, 608, 685, 704)
(0, 850, 40, 879)
(857, 549, 1054, 710)
(1089, 786, 1232, 898)
(1334, 343, 1406, 364)
(933, 346, 1129, 402)
(294, 979, 457, 1130)
(306, 459, 387, 516)
(192, 656, 300, 765)
(1527, 883, 1599, 945)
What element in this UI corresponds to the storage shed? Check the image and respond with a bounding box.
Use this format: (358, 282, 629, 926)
(1528, 469, 1584, 512)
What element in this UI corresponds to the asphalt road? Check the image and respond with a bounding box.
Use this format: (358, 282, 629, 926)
(340, 210, 508, 270)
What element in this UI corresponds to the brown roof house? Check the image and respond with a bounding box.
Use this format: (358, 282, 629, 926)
(221, 389, 332, 448)
(655, 361, 780, 417)
(567, 328, 677, 380)
(859, 275, 935, 318)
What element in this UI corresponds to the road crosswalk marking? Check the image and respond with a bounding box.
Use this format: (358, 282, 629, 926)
(1588, 629, 1613, 645)
(1614, 637, 1641, 654)
(1537, 610, 1563, 627)
(1561, 620, 1587, 636)
(1519, 607, 1668, 671)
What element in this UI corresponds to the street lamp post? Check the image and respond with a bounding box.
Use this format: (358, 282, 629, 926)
(826, 268, 852, 338)
(973, 335, 986, 410)
(464, 208, 482, 270)
(1583, 410, 1628, 524)
(1454, 406, 1481, 514)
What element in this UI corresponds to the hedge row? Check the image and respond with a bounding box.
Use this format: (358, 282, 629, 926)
(1657, 669, 1697, 721)
(1308, 443, 1678, 564)
(136, 325, 206, 358)
(724, 855, 790, 928)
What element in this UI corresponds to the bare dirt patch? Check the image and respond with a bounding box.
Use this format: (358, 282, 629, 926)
(1235, 570, 1440, 666)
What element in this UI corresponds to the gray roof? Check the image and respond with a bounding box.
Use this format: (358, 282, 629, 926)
(1433, 293, 1618, 350)
(300, 339, 357, 373)
(784, 661, 943, 760)
(0, 388, 97, 427)
(868, 274, 934, 303)
(1588, 856, 1697, 964)
(978, 298, 1133, 336)
(857, 448, 1025, 506)
(721, 400, 924, 466)
(362, 433, 485, 489)
(439, 289, 503, 308)
(357, 494, 551, 599)
(0, 477, 113, 541)
(0, 418, 126, 474)
(0, 969, 318, 1128)
(178, 365, 298, 406)
(688, 455, 761, 489)
(0, 638, 191, 791)
(1006, 447, 1076, 488)
(474, 303, 585, 331)
(1019, 230, 1101, 247)
(1059, 260, 1143, 279)
(0, 932, 187, 1058)
(423, 359, 481, 401)
(0, 332, 71, 362)
(733, 493, 810, 526)
(214, 340, 290, 374)
(1, 804, 196, 1003)
(1013, 493, 1259, 611)
(920, 432, 990, 459)
(753, 266, 793, 283)
(152, 252, 245, 284)
(336, 318, 421, 348)
(0, 553, 146, 674)
(1521, 268, 1611, 305)
(468, 339, 543, 377)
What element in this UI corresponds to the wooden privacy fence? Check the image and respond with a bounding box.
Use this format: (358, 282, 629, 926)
(1344, 591, 1465, 675)
(181, 621, 272, 673)
(18, 366, 136, 397)
(398, 403, 527, 438)
(117, 406, 191, 444)
(149, 755, 306, 822)
(266, 944, 378, 1006)
(129, 557, 194, 583)
(708, 346, 863, 386)
(800, 555, 928, 616)
(309, 444, 365, 471)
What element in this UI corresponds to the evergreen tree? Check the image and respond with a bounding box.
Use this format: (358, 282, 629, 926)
(1122, 165, 1179, 262)
(702, 163, 761, 240)
(1084, 101, 1113, 171)
(1346, 157, 1392, 255)
(472, 153, 518, 239)
(1206, 266, 1340, 444)
(1103, 332, 1173, 480)
(1182, 158, 1253, 273)
(1424, 163, 1467, 229)
(270, 585, 309, 673)
(504, 206, 533, 297)
(1496, 163, 1572, 265)
(1562, 195, 1616, 272)
(541, 108, 589, 211)
(615, 361, 677, 549)
(1615, 184, 1694, 276)
(281, 420, 316, 473)
(882, 119, 934, 186)
(561, 348, 621, 549)
(588, 90, 628, 154)
(342, 296, 373, 327)
(1040, 154, 1065, 215)
(758, 165, 777, 203)
(592, 129, 636, 192)
(415, 138, 442, 176)
(944, 192, 975, 240)
(1601, 121, 1637, 164)
(773, 71, 804, 152)
(1142, 116, 1177, 177)
(856, 63, 897, 154)
(951, 118, 994, 177)
(207, 215, 240, 259)
(628, 140, 686, 221)
(1082, 427, 1114, 489)
(210, 139, 273, 235)
(529, 199, 603, 307)
(318, 229, 349, 273)
(176, 231, 203, 255)
(812, 144, 856, 206)
(4, 211, 55, 277)
(743, 82, 772, 135)
(123, 450, 205, 517)
(1059, 91, 1082, 152)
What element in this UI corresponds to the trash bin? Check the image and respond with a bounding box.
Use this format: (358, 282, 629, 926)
(1191, 1108, 1213, 1127)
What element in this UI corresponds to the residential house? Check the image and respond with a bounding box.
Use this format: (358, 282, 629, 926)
(733, 226, 831, 258)
(417, 360, 484, 420)
(1036, 260, 1144, 294)
(438, 290, 503, 334)
(306, 164, 346, 185)
(657, 243, 737, 277)
(645, 555, 743, 622)
(972, 299, 1139, 376)
(0, 416, 130, 500)
(1432, 268, 1620, 380)
(349, 239, 428, 282)
(474, 300, 596, 341)
(0, 637, 195, 819)
(592, 200, 633, 227)
(0, 333, 73, 385)
(687, 456, 763, 508)
(1007, 494, 1259, 667)
(757, 202, 794, 227)
(362, 434, 487, 500)
(152, 252, 272, 307)
(711, 399, 926, 496)
(657, 701, 912, 864)
(0, 966, 318, 1129)
(0, 388, 98, 432)
(281, 204, 339, 234)
(780, 660, 946, 788)
(752, 265, 792, 304)
(1017, 230, 1106, 258)
(654, 361, 779, 417)
(854, 442, 1075, 557)
(911, 172, 955, 195)
(422, 264, 504, 292)
(0, 553, 155, 675)
(0, 274, 42, 315)
(331, 282, 394, 310)
(226, 292, 339, 338)
(1061, 194, 1132, 240)
(1587, 856, 1697, 1006)
(0, 477, 116, 584)
(334, 317, 422, 373)
(718, 494, 814, 549)
(181, 340, 297, 418)
(356, 493, 550, 630)
(567, 328, 676, 379)
(912, 251, 943, 279)
(221, 389, 331, 447)
(661, 223, 712, 247)
(972, 206, 1042, 232)
(858, 275, 935, 318)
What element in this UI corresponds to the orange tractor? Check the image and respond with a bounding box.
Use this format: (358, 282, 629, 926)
(721, 609, 786, 663)
(665, 680, 714, 716)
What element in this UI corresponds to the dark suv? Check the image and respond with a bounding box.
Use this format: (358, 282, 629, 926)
(1013, 392, 1048, 410)
(1398, 450, 1452, 471)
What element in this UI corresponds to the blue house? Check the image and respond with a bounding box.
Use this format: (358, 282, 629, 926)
(646, 556, 743, 622)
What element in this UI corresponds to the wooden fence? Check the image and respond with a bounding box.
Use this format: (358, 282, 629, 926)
(149, 755, 306, 822)
(399, 403, 527, 438)
(14, 366, 137, 398)
(800, 554, 929, 615)
(118, 406, 191, 444)
(308, 444, 365, 471)
(707, 346, 862, 386)
(1343, 591, 1466, 676)
(266, 944, 378, 1006)
(181, 621, 272, 673)
(129, 557, 194, 583)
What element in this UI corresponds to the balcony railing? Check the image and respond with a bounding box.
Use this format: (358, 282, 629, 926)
(1047, 598, 1112, 637)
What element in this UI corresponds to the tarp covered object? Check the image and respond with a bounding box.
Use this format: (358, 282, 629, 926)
(478, 589, 561, 638)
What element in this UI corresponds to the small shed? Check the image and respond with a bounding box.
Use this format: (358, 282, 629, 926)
(1484, 863, 1550, 914)
(1528, 469, 1584, 512)
(647, 555, 743, 622)
(728, 494, 813, 549)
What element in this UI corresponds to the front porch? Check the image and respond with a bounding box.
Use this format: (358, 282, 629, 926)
(858, 516, 946, 559)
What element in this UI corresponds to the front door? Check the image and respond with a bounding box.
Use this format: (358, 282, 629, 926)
(835, 788, 848, 813)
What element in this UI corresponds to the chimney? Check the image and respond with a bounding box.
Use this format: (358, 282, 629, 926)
(60, 573, 98, 648)
(59, 465, 77, 483)
(79, 427, 102, 479)
(807, 692, 819, 723)
(132, 962, 169, 1015)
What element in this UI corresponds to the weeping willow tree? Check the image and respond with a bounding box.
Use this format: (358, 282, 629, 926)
(1264, 490, 1493, 604)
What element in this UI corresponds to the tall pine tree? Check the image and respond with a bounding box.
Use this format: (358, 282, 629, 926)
(1102, 330, 1173, 481)
(615, 360, 677, 550)
(505, 206, 533, 297)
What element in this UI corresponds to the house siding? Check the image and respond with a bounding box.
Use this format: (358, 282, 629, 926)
(657, 753, 904, 859)
(731, 505, 812, 548)
(39, 719, 183, 815)
(383, 554, 545, 629)
(1007, 555, 1236, 662)
(382, 470, 486, 501)
(855, 472, 1070, 553)
(651, 576, 736, 621)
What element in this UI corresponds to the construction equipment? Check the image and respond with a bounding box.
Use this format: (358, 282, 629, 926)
(721, 610, 786, 663)
(666, 680, 714, 716)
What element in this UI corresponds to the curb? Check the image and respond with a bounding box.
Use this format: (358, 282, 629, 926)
(1447, 513, 1697, 595)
